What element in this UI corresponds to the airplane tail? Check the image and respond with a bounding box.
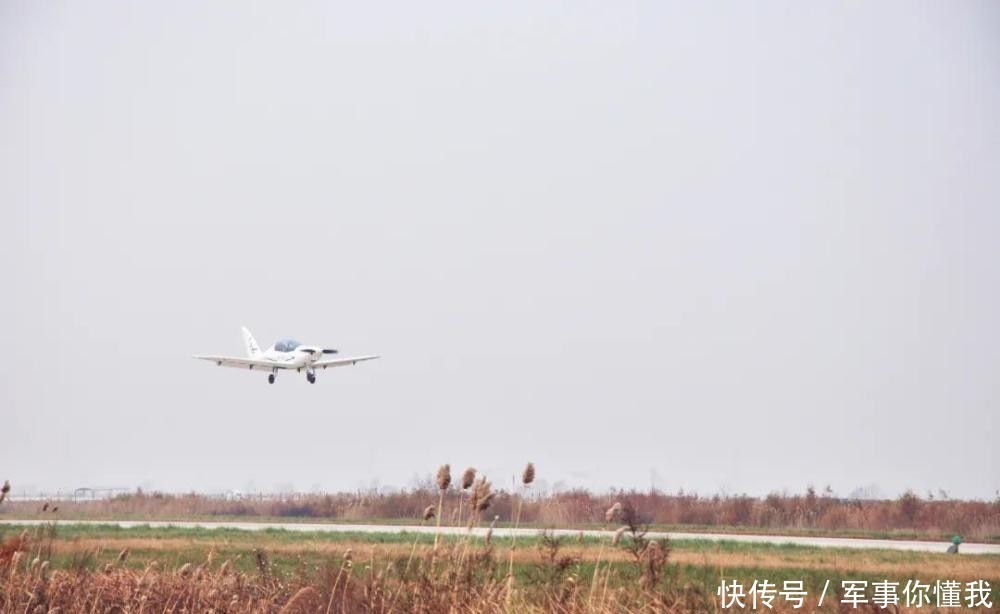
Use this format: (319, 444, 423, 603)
(241, 326, 261, 358)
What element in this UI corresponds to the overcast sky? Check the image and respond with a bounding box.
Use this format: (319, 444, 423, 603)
(1, 1, 997, 500)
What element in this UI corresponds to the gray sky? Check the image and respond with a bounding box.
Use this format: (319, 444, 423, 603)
(2, 1, 998, 499)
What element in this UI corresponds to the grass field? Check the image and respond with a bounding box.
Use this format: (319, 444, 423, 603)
(2, 521, 997, 612)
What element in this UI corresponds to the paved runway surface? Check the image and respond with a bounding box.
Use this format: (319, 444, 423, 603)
(4, 519, 998, 555)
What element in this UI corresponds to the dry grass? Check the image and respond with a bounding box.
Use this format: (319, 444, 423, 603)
(5, 487, 995, 542)
(4, 528, 996, 613)
(2, 466, 997, 612)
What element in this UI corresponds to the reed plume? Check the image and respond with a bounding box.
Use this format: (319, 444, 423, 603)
(436, 464, 452, 491)
(522, 462, 535, 485)
(461, 467, 476, 490)
(423, 505, 436, 521)
(457, 467, 476, 526)
(469, 476, 494, 516)
(605, 502, 622, 523)
(477, 491, 495, 512)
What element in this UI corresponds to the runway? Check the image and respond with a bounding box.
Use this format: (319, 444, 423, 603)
(3, 519, 998, 555)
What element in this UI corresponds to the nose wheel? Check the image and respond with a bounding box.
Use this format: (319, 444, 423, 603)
(306, 371, 316, 384)
(268, 373, 275, 384)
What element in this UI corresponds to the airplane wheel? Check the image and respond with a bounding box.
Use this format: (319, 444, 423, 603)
(268, 374, 275, 384)
(307, 374, 316, 384)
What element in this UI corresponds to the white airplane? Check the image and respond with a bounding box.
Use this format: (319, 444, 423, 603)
(194, 327, 379, 384)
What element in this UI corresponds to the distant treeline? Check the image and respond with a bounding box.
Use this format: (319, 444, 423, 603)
(3, 487, 998, 541)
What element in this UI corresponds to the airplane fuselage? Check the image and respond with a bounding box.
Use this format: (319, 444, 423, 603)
(255, 346, 324, 371)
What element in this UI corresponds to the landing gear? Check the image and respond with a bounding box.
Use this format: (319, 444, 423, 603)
(306, 371, 316, 384)
(268, 373, 275, 384)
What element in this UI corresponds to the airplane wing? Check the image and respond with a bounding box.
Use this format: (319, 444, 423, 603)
(311, 355, 380, 370)
(193, 355, 298, 370)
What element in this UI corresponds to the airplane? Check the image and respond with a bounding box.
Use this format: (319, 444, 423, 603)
(194, 327, 379, 384)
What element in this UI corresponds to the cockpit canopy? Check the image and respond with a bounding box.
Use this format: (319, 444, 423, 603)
(274, 339, 302, 352)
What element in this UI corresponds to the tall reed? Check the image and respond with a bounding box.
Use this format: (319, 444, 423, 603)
(507, 462, 535, 601)
(433, 464, 450, 552)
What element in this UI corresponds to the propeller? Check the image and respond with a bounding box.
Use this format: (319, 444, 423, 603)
(297, 347, 338, 355)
